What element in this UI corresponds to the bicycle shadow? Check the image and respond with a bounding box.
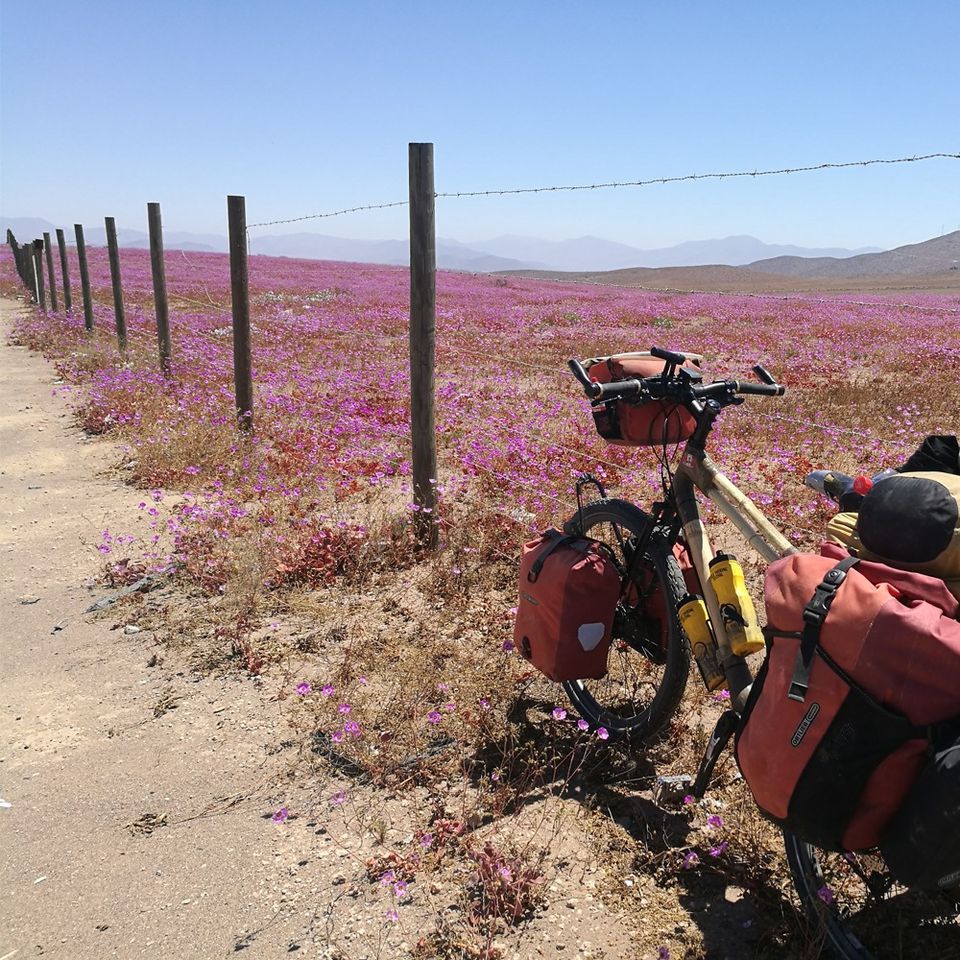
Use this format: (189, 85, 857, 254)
(469, 687, 816, 957)
(462, 685, 663, 814)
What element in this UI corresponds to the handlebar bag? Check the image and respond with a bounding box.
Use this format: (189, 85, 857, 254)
(514, 529, 621, 681)
(587, 353, 699, 447)
(735, 543, 960, 852)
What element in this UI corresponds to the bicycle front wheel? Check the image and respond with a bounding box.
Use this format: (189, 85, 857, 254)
(785, 831, 960, 959)
(561, 498, 690, 740)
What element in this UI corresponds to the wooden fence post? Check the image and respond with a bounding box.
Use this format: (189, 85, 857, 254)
(43, 232, 59, 311)
(56, 228, 72, 313)
(24, 244, 35, 301)
(104, 217, 127, 351)
(7, 230, 24, 285)
(147, 202, 172, 376)
(227, 195, 253, 432)
(32, 240, 46, 309)
(74, 224, 94, 331)
(6, 230, 21, 284)
(16, 242, 29, 289)
(408, 142, 438, 548)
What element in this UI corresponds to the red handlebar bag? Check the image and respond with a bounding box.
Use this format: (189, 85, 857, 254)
(514, 529, 622, 681)
(735, 543, 960, 852)
(588, 353, 699, 447)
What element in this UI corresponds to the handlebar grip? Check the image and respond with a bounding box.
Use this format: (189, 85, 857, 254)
(736, 381, 785, 396)
(594, 378, 643, 400)
(650, 346, 688, 366)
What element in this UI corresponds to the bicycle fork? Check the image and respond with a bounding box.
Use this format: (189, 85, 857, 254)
(692, 708, 740, 799)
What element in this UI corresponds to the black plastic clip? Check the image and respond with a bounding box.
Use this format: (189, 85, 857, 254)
(788, 556, 859, 702)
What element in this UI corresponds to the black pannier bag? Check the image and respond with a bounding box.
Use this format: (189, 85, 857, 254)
(880, 725, 960, 891)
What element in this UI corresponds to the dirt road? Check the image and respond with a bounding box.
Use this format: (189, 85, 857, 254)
(0, 298, 352, 959)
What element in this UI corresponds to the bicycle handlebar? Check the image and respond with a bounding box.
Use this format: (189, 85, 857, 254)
(568, 350, 785, 407)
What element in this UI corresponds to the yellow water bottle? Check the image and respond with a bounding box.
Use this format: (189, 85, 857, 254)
(707, 552, 764, 656)
(677, 594, 726, 691)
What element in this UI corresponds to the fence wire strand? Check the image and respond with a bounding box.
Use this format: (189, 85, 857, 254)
(245, 152, 960, 229)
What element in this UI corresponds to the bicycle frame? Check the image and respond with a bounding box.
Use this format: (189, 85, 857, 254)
(669, 441, 798, 706)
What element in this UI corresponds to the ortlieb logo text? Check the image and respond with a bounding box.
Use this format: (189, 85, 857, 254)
(791, 703, 820, 747)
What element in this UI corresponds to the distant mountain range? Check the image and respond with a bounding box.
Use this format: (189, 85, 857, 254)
(745, 230, 960, 278)
(8, 214, 955, 278)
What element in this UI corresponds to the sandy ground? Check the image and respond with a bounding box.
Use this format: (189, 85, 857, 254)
(0, 297, 345, 959)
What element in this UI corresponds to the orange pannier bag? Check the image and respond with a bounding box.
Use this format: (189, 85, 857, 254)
(514, 529, 622, 682)
(587, 352, 700, 447)
(735, 542, 960, 852)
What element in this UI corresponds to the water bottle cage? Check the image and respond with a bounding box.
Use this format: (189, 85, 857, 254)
(720, 602, 747, 627)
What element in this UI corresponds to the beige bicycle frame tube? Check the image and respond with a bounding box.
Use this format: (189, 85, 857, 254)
(673, 448, 797, 700)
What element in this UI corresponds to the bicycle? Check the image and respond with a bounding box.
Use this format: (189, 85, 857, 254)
(561, 346, 959, 960)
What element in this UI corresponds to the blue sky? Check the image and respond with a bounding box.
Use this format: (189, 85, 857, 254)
(2, 0, 958, 250)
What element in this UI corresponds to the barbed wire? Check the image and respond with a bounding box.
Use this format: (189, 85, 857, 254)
(247, 200, 410, 230)
(745, 410, 922, 450)
(436, 153, 960, 200)
(245, 152, 959, 229)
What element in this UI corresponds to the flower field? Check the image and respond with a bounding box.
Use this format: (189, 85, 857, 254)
(3, 243, 959, 958)
(4, 244, 957, 594)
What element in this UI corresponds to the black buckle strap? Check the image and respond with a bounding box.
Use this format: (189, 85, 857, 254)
(788, 556, 859, 702)
(528, 530, 579, 582)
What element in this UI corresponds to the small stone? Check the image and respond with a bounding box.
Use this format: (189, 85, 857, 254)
(125, 625, 141, 635)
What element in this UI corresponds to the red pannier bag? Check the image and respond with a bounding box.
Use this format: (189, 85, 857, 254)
(628, 540, 703, 658)
(735, 542, 960, 852)
(587, 352, 700, 447)
(514, 529, 622, 682)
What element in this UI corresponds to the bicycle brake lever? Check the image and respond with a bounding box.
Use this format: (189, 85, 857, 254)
(568, 359, 601, 398)
(753, 364, 777, 386)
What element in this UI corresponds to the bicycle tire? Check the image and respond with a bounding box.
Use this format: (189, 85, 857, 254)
(560, 498, 690, 740)
(785, 831, 960, 959)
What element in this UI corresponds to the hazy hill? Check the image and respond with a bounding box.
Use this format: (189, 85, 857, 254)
(747, 231, 960, 278)
(246, 233, 534, 272)
(2, 217, 225, 253)
(479, 234, 881, 271)
(4, 216, 883, 273)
